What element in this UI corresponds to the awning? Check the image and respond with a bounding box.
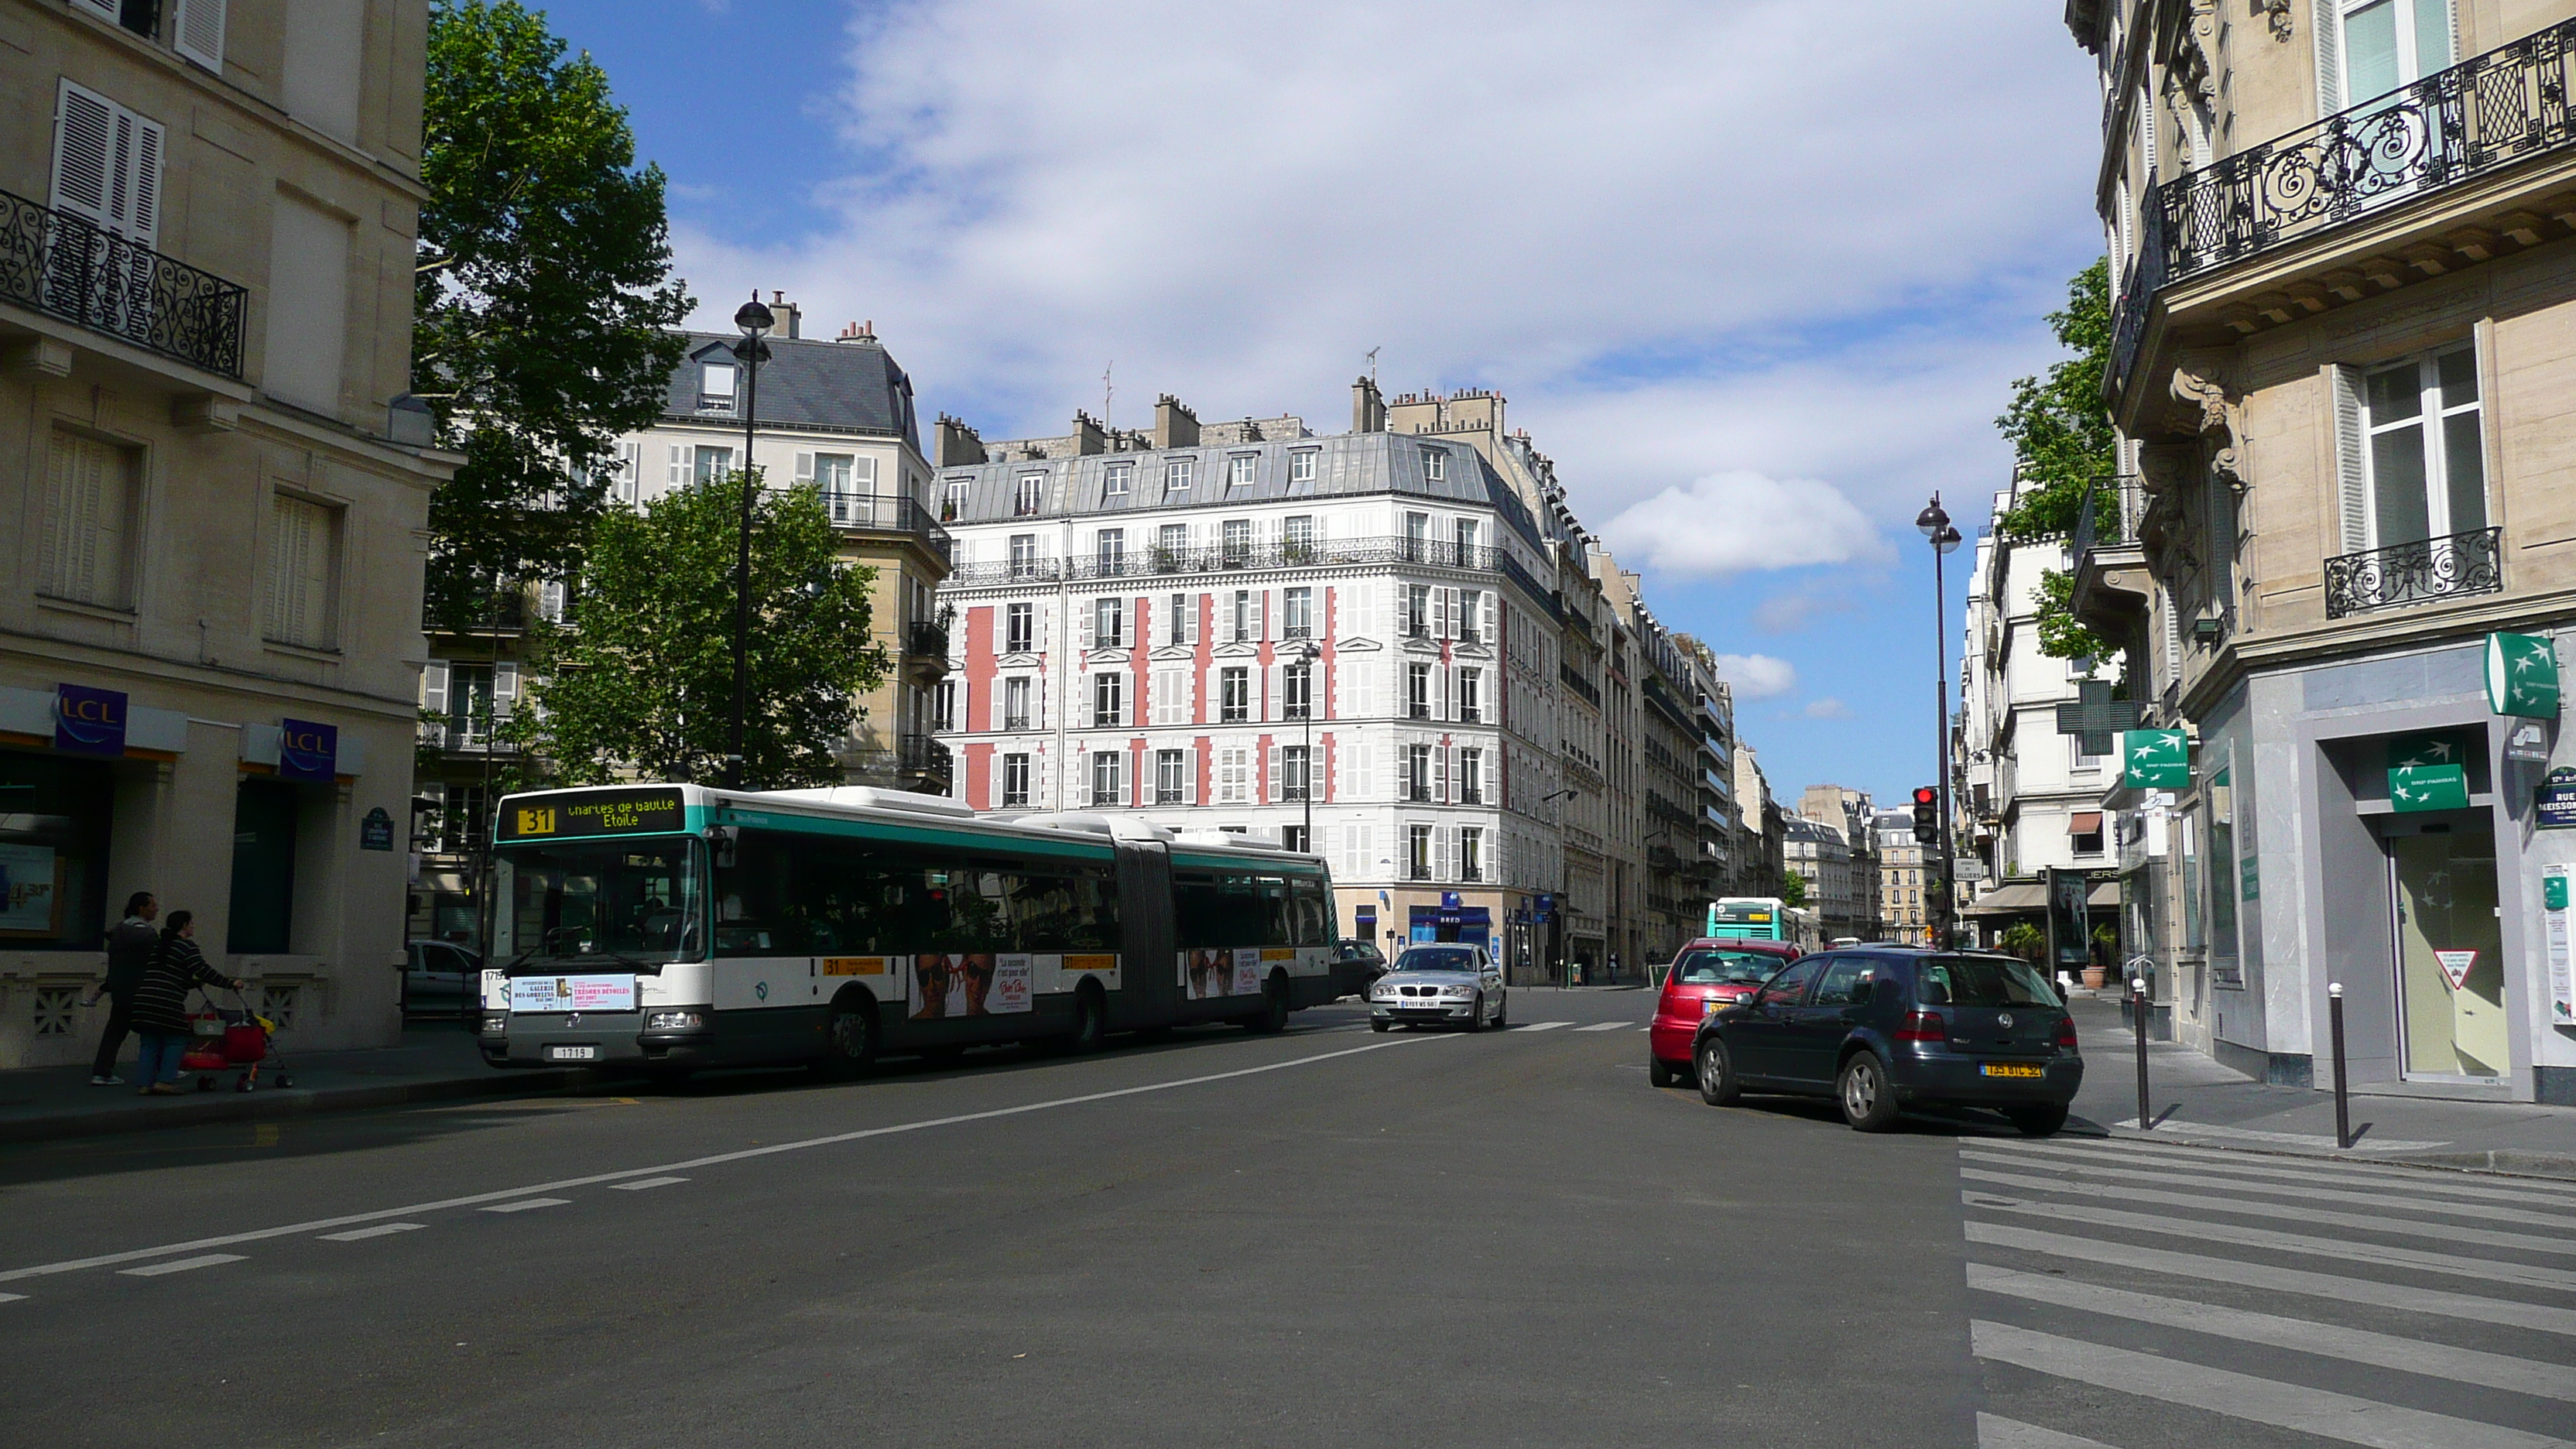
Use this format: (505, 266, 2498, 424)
(1964, 882, 2046, 914)
(2068, 812, 2104, 834)
(2089, 881, 2121, 907)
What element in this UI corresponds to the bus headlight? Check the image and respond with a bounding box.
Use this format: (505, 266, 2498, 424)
(646, 1010, 705, 1031)
(481, 1015, 508, 1034)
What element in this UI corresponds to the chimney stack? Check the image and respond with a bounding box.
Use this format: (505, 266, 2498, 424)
(1351, 375, 1386, 433)
(766, 289, 801, 340)
(934, 413, 986, 468)
(1070, 409, 1105, 455)
(1153, 394, 1199, 450)
(835, 319, 879, 344)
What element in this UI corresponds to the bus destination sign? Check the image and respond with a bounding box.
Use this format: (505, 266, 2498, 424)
(499, 789, 685, 841)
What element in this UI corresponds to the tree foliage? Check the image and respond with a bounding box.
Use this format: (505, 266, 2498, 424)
(1780, 872, 1808, 909)
(1995, 259, 2115, 544)
(2033, 568, 2119, 668)
(416, 0, 690, 632)
(513, 478, 889, 787)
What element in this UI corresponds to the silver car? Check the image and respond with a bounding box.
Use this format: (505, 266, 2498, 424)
(1368, 945, 1506, 1032)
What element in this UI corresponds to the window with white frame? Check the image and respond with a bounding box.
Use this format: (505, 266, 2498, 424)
(1156, 748, 1187, 804)
(1104, 460, 1132, 498)
(1289, 450, 1317, 484)
(1005, 602, 1034, 654)
(1095, 528, 1125, 576)
(1283, 662, 1312, 720)
(1459, 747, 1484, 805)
(1406, 663, 1431, 720)
(1283, 586, 1313, 639)
(1458, 668, 1482, 724)
(1165, 457, 1194, 495)
(1406, 584, 1430, 637)
(1454, 518, 1478, 558)
(1230, 589, 1254, 641)
(699, 361, 736, 413)
(1168, 592, 1192, 645)
(1092, 672, 1124, 728)
(1002, 753, 1030, 807)
(265, 492, 338, 648)
(1218, 746, 1250, 803)
(1458, 827, 1482, 882)
(693, 445, 733, 484)
(1091, 750, 1125, 807)
(2358, 344, 2485, 550)
(1003, 674, 1033, 729)
(1283, 513, 1315, 561)
(1014, 474, 1045, 517)
(942, 477, 970, 521)
(1093, 597, 1125, 649)
(1282, 745, 1310, 802)
(1228, 454, 1257, 488)
(39, 430, 138, 608)
(1222, 518, 1252, 566)
(1423, 448, 1447, 482)
(1008, 534, 1038, 579)
(1221, 667, 1251, 723)
(1407, 824, 1433, 879)
(1403, 511, 1429, 560)
(932, 680, 956, 732)
(1405, 742, 1433, 801)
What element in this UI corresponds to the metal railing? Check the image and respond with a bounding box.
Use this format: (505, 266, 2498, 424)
(0, 187, 248, 377)
(2071, 475, 2143, 562)
(950, 534, 1553, 594)
(2109, 19, 2576, 396)
(2322, 525, 2503, 619)
(823, 495, 953, 564)
(1559, 663, 1601, 708)
(906, 618, 950, 659)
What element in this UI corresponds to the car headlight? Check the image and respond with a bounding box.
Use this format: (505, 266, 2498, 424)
(1441, 985, 1476, 999)
(481, 1015, 508, 1033)
(646, 1010, 705, 1030)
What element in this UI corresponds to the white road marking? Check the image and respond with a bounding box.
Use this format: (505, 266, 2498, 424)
(1968, 1263, 2576, 1404)
(479, 1197, 570, 1214)
(0, 1032, 1449, 1283)
(1964, 1221, 2576, 1334)
(1574, 1022, 1628, 1032)
(1975, 1414, 2121, 1449)
(2107, 1118, 2447, 1152)
(319, 1223, 426, 1242)
(117, 1255, 245, 1277)
(0, 1293, 24, 1304)
(1519, 1022, 1573, 1032)
(1971, 1319, 2569, 1449)
(1959, 1150, 2576, 1229)
(1963, 1166, 2576, 1259)
(1975, 1137, 2576, 1209)
(610, 1177, 688, 1191)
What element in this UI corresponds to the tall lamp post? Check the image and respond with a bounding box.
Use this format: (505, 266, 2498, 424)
(1290, 639, 1321, 850)
(726, 293, 774, 790)
(1915, 495, 1964, 947)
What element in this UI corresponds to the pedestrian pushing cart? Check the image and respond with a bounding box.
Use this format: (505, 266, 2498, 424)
(181, 988, 293, 1092)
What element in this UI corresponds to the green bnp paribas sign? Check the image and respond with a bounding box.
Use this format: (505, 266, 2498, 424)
(2389, 733, 2472, 814)
(2121, 729, 2190, 790)
(2488, 632, 2561, 718)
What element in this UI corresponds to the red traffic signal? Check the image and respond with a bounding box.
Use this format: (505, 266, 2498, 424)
(1912, 786, 1937, 807)
(1910, 786, 1940, 844)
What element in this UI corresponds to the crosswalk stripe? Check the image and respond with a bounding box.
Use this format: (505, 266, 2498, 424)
(1573, 1022, 1627, 1032)
(1975, 1414, 2120, 1449)
(1959, 1149, 2576, 1230)
(1971, 1319, 2570, 1449)
(1520, 1022, 1573, 1032)
(1965, 1221, 2576, 1338)
(1973, 1137, 2576, 1211)
(1965, 1192, 2576, 1293)
(610, 1177, 687, 1191)
(1963, 1166, 2576, 1259)
(117, 1254, 245, 1277)
(319, 1223, 426, 1242)
(1968, 1263, 2576, 1404)
(2108, 1118, 2448, 1151)
(479, 1197, 570, 1214)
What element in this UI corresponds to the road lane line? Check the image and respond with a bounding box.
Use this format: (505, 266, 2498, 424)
(1960, 1150, 2576, 1229)
(1975, 1415, 2120, 1449)
(479, 1198, 570, 1214)
(1973, 1137, 2576, 1209)
(0, 1031, 1450, 1283)
(1969, 1319, 2570, 1449)
(1968, 1263, 2576, 1403)
(1573, 1023, 1627, 1032)
(2105, 1118, 2447, 1151)
(0, 1293, 24, 1304)
(117, 1255, 245, 1277)
(1965, 1221, 2576, 1338)
(1962, 1166, 2576, 1258)
(319, 1223, 426, 1242)
(1965, 1194, 2576, 1293)
(1519, 1022, 1573, 1032)
(609, 1177, 688, 1191)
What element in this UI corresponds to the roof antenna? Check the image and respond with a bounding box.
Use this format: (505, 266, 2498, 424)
(1366, 346, 1379, 384)
(1102, 360, 1113, 432)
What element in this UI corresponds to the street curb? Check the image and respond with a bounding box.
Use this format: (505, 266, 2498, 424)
(0, 1066, 608, 1146)
(2100, 1127, 2576, 1184)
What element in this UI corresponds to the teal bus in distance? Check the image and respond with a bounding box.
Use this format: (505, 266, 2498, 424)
(1704, 897, 1788, 942)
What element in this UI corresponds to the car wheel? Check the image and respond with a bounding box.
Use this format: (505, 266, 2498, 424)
(1838, 1052, 1900, 1132)
(1465, 994, 1487, 1033)
(1649, 1056, 1676, 1089)
(1695, 1038, 1739, 1106)
(2006, 1103, 2069, 1137)
(1490, 996, 1507, 1030)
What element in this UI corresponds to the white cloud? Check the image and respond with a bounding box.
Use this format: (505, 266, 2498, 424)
(1712, 653, 1798, 701)
(1804, 697, 1853, 720)
(1599, 471, 1886, 577)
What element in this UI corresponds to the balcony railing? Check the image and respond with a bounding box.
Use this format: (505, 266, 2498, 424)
(2071, 475, 2143, 562)
(906, 618, 950, 659)
(823, 494, 953, 564)
(2322, 526, 2503, 619)
(2111, 19, 2576, 396)
(1559, 663, 1601, 708)
(0, 188, 249, 379)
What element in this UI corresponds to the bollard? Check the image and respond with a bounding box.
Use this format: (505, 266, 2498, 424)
(2132, 977, 2150, 1132)
(2330, 982, 2351, 1151)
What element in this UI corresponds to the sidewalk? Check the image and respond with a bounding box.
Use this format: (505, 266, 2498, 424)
(0, 1023, 598, 1146)
(2064, 994, 2576, 1180)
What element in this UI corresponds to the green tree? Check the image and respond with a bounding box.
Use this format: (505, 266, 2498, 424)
(1780, 872, 1808, 909)
(1995, 259, 2121, 667)
(515, 478, 889, 786)
(415, 0, 690, 632)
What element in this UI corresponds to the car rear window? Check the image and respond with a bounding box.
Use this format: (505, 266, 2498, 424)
(1670, 949, 1790, 986)
(1915, 956, 2061, 1009)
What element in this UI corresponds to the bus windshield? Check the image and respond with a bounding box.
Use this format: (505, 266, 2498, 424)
(493, 838, 702, 968)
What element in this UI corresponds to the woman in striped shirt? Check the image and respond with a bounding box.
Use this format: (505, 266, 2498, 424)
(128, 912, 244, 1096)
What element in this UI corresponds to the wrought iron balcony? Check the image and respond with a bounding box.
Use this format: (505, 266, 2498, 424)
(2322, 526, 2503, 620)
(906, 618, 950, 659)
(0, 187, 248, 377)
(822, 494, 953, 565)
(2070, 476, 2141, 561)
(2109, 18, 2576, 398)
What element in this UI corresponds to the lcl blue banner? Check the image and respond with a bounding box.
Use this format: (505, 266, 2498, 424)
(277, 718, 338, 783)
(54, 684, 127, 756)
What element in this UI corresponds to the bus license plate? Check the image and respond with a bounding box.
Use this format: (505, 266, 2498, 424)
(547, 1045, 598, 1062)
(1981, 1063, 2043, 1079)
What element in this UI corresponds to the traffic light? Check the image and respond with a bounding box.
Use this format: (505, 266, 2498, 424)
(1911, 786, 1940, 845)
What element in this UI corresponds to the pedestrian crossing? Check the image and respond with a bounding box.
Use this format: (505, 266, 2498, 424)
(1965, 1133, 2576, 1448)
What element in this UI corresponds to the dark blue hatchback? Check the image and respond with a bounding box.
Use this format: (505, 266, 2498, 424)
(1689, 948, 2081, 1136)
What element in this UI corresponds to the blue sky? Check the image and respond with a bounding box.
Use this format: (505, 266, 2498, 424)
(529, 0, 2105, 810)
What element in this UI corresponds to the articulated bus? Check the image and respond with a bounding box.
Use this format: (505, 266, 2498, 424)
(478, 783, 1362, 1077)
(1704, 897, 1789, 942)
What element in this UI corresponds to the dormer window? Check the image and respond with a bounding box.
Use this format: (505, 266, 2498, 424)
(699, 362, 738, 413)
(1423, 447, 1447, 482)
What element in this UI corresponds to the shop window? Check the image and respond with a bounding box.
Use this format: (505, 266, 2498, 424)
(0, 750, 115, 951)
(228, 779, 300, 954)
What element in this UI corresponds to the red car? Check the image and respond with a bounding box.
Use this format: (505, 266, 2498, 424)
(1648, 938, 1802, 1088)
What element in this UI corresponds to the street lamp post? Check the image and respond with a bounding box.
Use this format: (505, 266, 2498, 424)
(726, 293, 774, 790)
(1916, 495, 1964, 947)
(1291, 639, 1320, 849)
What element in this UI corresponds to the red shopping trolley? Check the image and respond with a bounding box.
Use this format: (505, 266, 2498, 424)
(182, 988, 293, 1092)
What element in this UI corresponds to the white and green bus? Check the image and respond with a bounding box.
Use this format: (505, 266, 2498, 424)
(478, 783, 1355, 1077)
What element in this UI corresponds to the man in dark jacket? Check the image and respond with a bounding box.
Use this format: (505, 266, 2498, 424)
(84, 892, 158, 1085)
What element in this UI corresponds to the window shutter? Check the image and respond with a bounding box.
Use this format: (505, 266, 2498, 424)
(51, 81, 115, 227)
(267, 495, 315, 642)
(120, 111, 163, 249)
(1434, 746, 1450, 803)
(2315, 0, 2344, 115)
(1434, 827, 1453, 882)
(1396, 746, 1413, 801)
(668, 444, 688, 488)
(1435, 666, 1451, 721)
(618, 442, 642, 501)
(492, 661, 519, 718)
(1186, 594, 1203, 645)
(1249, 591, 1266, 640)
(2331, 364, 2370, 553)
(1348, 742, 1371, 800)
(793, 451, 815, 485)
(421, 660, 449, 717)
(1266, 744, 1281, 803)
(1265, 663, 1283, 721)
(173, 0, 227, 71)
(1480, 591, 1497, 646)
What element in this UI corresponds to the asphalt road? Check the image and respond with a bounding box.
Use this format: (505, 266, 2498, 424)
(15, 995, 2568, 1449)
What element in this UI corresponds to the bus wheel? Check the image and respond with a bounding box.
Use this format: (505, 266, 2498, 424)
(1245, 974, 1290, 1034)
(1068, 985, 1108, 1053)
(815, 998, 879, 1080)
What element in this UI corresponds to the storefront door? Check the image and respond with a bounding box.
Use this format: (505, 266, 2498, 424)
(2385, 816, 2506, 1080)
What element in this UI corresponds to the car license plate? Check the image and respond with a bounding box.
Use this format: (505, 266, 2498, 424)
(546, 1045, 598, 1062)
(1981, 1063, 2043, 1079)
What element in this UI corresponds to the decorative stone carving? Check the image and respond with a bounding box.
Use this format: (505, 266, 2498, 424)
(2256, 0, 2293, 43)
(2168, 356, 2243, 485)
